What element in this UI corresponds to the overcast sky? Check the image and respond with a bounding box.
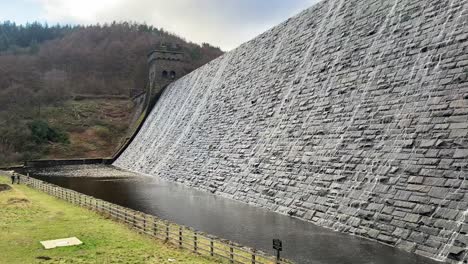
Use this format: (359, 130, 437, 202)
(0, 0, 321, 50)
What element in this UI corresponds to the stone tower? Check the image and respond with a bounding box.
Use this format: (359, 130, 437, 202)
(147, 43, 186, 99)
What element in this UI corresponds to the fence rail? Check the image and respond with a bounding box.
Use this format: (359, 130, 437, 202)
(16, 175, 291, 264)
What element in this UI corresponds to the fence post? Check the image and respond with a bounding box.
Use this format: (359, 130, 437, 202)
(194, 231, 198, 252)
(143, 215, 146, 232)
(179, 227, 183, 248)
(252, 249, 256, 264)
(230, 245, 234, 264)
(153, 218, 158, 237)
(165, 222, 170, 242)
(210, 240, 214, 257)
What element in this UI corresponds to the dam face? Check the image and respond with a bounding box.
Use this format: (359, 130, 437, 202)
(115, 0, 468, 262)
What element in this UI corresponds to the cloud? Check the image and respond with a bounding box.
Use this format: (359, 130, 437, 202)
(36, 0, 321, 50)
(38, 0, 125, 23)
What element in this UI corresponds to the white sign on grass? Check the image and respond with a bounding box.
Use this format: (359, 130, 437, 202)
(40, 237, 83, 249)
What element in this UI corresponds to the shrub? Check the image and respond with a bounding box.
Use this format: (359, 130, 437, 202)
(28, 120, 69, 144)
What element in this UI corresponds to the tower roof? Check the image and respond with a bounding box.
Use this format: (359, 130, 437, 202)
(147, 43, 185, 64)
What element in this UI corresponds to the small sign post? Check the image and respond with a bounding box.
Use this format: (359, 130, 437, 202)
(273, 239, 282, 263)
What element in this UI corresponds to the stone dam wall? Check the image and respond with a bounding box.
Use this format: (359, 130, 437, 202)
(115, 0, 468, 262)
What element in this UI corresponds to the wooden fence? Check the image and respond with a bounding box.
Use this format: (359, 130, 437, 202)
(20, 176, 291, 264)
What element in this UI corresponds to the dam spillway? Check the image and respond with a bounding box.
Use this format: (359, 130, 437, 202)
(114, 0, 468, 262)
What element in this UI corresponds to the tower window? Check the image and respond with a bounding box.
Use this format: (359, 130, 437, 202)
(162, 70, 168, 78)
(170, 71, 176, 79)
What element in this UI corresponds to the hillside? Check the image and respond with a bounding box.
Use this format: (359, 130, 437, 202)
(0, 22, 223, 166)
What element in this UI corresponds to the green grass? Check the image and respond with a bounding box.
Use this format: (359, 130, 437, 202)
(0, 176, 218, 264)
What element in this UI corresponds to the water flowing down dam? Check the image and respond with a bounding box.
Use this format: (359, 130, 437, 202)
(113, 0, 468, 263)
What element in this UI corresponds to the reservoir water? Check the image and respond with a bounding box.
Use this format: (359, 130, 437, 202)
(22, 165, 440, 264)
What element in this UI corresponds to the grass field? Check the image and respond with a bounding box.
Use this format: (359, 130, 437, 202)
(0, 176, 219, 264)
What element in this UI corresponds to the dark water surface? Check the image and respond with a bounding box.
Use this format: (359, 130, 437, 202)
(27, 172, 439, 264)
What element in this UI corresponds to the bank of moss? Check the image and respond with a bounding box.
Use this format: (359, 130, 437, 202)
(0, 176, 218, 264)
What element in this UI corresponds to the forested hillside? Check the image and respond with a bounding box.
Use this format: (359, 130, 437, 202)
(0, 22, 223, 166)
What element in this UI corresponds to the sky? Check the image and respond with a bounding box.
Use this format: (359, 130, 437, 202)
(0, 0, 321, 50)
